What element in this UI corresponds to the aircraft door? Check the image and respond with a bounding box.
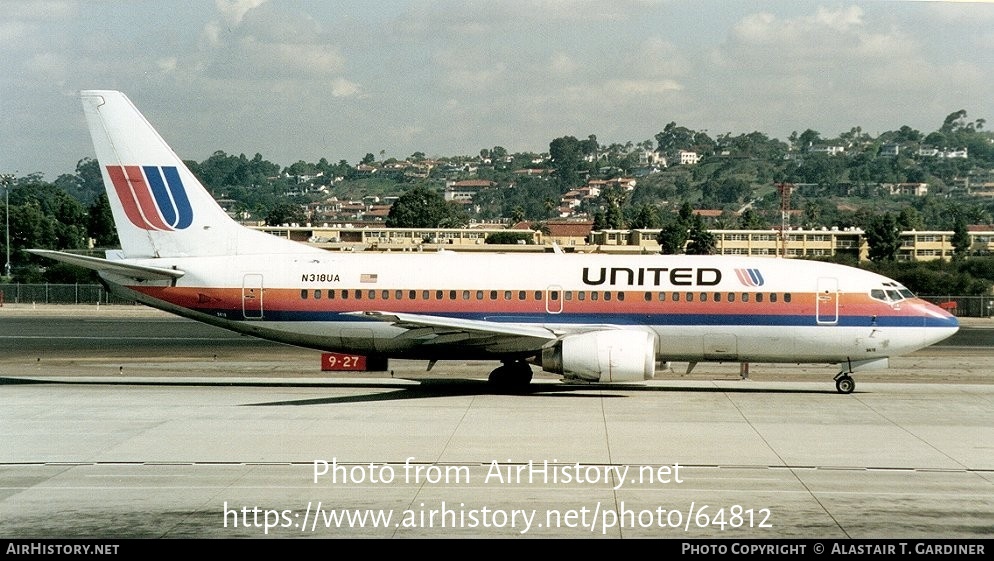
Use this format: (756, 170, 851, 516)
(816, 277, 838, 325)
(242, 273, 264, 319)
(545, 285, 563, 314)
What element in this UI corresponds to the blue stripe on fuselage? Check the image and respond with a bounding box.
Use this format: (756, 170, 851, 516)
(191, 308, 944, 328)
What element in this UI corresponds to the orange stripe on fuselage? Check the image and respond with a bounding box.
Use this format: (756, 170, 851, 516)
(126, 286, 916, 320)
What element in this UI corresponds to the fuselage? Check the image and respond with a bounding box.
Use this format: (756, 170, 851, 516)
(103, 251, 959, 365)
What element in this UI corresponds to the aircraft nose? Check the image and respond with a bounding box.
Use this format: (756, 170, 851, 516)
(919, 300, 959, 346)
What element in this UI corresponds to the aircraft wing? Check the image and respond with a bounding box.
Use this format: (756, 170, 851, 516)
(347, 310, 559, 353)
(28, 249, 185, 282)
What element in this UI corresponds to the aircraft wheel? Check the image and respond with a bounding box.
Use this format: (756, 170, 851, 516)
(488, 361, 532, 391)
(835, 375, 855, 394)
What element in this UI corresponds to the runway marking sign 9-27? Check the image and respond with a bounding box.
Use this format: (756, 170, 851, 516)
(320, 352, 388, 372)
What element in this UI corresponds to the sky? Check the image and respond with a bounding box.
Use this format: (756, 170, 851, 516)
(3, 0, 994, 179)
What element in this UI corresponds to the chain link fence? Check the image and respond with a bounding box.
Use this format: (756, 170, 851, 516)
(1, 283, 991, 317)
(921, 295, 994, 318)
(0, 283, 135, 306)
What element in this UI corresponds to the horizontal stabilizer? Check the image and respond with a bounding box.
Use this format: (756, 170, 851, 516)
(27, 249, 185, 281)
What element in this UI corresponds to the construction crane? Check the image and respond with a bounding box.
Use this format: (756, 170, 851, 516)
(775, 182, 793, 258)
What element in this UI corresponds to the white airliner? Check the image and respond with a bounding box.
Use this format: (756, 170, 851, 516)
(31, 90, 959, 393)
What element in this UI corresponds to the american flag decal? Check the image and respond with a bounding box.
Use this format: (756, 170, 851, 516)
(360, 273, 378, 283)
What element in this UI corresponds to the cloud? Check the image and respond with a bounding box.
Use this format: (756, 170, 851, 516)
(215, 0, 268, 26)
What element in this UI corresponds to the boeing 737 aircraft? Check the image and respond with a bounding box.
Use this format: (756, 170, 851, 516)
(31, 90, 959, 393)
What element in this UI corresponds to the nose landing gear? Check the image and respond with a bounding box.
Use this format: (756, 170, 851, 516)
(834, 373, 855, 394)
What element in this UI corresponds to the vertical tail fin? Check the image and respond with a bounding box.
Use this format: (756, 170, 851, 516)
(81, 90, 314, 259)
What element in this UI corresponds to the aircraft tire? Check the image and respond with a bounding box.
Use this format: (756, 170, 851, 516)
(835, 375, 855, 394)
(488, 361, 532, 391)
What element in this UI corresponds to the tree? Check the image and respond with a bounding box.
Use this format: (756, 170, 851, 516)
(548, 136, 583, 188)
(598, 186, 627, 229)
(655, 122, 713, 153)
(386, 186, 466, 228)
(510, 206, 525, 225)
(264, 202, 306, 226)
(485, 231, 532, 245)
(738, 208, 768, 229)
(795, 129, 822, 150)
(657, 222, 687, 254)
(628, 204, 660, 230)
(685, 215, 717, 255)
(865, 213, 901, 262)
(657, 203, 696, 254)
(88, 192, 117, 247)
(897, 207, 924, 232)
(951, 216, 971, 260)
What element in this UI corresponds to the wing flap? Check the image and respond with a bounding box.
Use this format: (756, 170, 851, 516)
(28, 249, 185, 282)
(347, 311, 557, 353)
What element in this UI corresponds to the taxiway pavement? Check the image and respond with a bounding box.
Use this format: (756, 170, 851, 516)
(1, 305, 993, 538)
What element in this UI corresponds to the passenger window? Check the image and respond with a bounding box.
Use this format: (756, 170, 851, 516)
(784, 293, 791, 303)
(489, 290, 497, 300)
(436, 290, 443, 300)
(504, 291, 512, 300)
(741, 293, 748, 302)
(341, 290, 349, 299)
(368, 290, 375, 299)
(519, 291, 526, 300)
(672, 292, 680, 302)
(578, 292, 586, 301)
(564, 291, 573, 301)
(756, 293, 763, 303)
(300, 290, 308, 299)
(727, 293, 735, 302)
(354, 290, 362, 299)
(686, 292, 694, 302)
(770, 293, 778, 303)
(314, 290, 321, 299)
(604, 292, 612, 301)
(328, 290, 335, 299)
(550, 291, 559, 301)
(644, 292, 652, 302)
(700, 293, 708, 302)
(591, 292, 599, 301)
(449, 290, 456, 300)
(534, 291, 542, 300)
(462, 290, 470, 300)
(658, 292, 666, 302)
(617, 292, 624, 301)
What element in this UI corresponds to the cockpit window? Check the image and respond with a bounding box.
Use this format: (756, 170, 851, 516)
(871, 286, 909, 303)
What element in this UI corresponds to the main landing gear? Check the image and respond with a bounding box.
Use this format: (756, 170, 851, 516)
(834, 372, 856, 394)
(488, 359, 533, 390)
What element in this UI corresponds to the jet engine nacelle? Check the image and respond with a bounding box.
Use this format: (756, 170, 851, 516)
(541, 329, 657, 382)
